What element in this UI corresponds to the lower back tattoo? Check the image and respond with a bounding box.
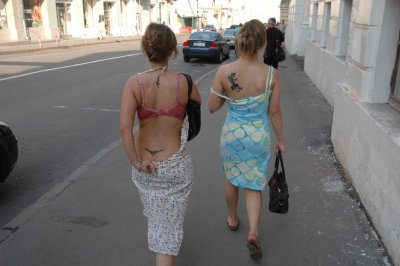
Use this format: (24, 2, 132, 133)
(145, 147, 164, 156)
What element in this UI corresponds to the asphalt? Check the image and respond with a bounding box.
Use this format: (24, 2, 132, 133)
(0, 40, 394, 265)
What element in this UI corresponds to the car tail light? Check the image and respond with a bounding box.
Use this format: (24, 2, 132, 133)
(210, 42, 218, 48)
(183, 41, 189, 47)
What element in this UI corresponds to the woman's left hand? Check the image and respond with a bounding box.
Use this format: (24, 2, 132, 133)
(274, 142, 286, 155)
(141, 160, 157, 174)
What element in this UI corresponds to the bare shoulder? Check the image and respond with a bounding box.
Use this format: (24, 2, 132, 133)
(126, 74, 139, 88)
(219, 61, 237, 73)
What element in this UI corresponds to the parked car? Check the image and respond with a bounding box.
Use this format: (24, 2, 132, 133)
(0, 121, 18, 183)
(222, 28, 237, 48)
(203, 24, 217, 32)
(229, 24, 241, 29)
(182, 31, 230, 63)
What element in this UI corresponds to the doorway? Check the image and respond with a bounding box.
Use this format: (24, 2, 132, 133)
(103, 2, 113, 35)
(56, 3, 71, 37)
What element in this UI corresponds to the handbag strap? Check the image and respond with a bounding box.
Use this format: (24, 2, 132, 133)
(274, 150, 285, 175)
(181, 73, 193, 100)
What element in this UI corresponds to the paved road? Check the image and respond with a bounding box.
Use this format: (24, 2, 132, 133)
(0, 40, 393, 265)
(0, 36, 206, 226)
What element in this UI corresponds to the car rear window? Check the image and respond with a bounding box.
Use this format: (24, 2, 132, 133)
(190, 32, 218, 41)
(224, 29, 235, 35)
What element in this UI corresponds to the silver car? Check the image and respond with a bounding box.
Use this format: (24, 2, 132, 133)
(222, 28, 237, 48)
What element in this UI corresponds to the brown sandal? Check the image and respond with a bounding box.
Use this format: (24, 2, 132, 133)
(247, 233, 263, 261)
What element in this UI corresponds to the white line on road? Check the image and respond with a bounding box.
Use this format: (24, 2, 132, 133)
(0, 52, 142, 82)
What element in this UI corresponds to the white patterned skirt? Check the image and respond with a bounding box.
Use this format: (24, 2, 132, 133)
(131, 117, 193, 256)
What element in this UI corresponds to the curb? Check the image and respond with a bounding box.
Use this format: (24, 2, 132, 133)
(0, 33, 190, 56)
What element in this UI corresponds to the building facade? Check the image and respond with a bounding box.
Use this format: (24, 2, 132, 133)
(0, 0, 281, 43)
(279, 0, 289, 24)
(0, 0, 184, 42)
(286, 0, 400, 264)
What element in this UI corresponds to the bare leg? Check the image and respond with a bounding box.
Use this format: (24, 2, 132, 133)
(224, 180, 239, 224)
(245, 188, 262, 236)
(156, 253, 176, 266)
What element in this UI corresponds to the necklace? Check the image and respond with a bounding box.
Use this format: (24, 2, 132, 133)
(144, 66, 168, 88)
(144, 66, 168, 74)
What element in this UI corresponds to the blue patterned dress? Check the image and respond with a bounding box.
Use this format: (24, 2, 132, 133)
(211, 66, 274, 190)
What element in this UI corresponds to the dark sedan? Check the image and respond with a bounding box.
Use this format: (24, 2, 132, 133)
(0, 121, 18, 183)
(182, 31, 230, 63)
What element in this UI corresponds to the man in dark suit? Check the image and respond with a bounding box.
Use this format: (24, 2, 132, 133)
(263, 18, 286, 69)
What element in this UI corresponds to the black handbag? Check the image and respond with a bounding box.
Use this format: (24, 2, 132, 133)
(181, 73, 201, 141)
(275, 39, 286, 62)
(268, 150, 289, 214)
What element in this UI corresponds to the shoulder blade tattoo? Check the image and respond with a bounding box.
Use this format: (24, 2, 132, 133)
(228, 73, 243, 92)
(156, 75, 161, 88)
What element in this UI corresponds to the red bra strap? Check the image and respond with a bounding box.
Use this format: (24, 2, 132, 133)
(136, 74, 145, 105)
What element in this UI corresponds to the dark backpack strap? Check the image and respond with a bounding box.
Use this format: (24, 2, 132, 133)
(181, 73, 193, 99)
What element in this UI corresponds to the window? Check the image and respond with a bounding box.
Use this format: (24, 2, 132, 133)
(83, 0, 93, 28)
(121, 0, 128, 26)
(390, 30, 400, 107)
(339, 0, 352, 56)
(321, 2, 331, 48)
(23, 0, 42, 28)
(311, 3, 318, 42)
(0, 0, 7, 29)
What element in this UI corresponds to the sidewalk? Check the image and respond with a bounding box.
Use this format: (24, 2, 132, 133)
(0, 34, 188, 55)
(0, 37, 130, 55)
(0, 55, 393, 265)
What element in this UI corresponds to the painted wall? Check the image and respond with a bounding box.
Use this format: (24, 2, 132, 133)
(287, 0, 400, 263)
(304, 41, 345, 106)
(332, 85, 400, 265)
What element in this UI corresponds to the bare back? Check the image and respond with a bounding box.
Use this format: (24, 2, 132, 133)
(220, 60, 270, 99)
(132, 71, 189, 161)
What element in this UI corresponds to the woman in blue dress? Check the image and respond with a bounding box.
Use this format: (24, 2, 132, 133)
(208, 19, 286, 261)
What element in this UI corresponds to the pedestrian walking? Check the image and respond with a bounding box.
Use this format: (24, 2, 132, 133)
(208, 19, 286, 261)
(120, 23, 201, 266)
(263, 17, 287, 69)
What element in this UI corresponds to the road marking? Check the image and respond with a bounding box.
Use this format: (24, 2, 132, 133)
(0, 45, 186, 83)
(0, 52, 142, 82)
(53, 106, 120, 112)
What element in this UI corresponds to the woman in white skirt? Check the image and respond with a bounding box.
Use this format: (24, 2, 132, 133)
(120, 23, 201, 266)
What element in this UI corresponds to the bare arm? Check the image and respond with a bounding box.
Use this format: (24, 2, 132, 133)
(281, 41, 287, 54)
(119, 76, 155, 173)
(208, 67, 226, 113)
(268, 70, 286, 154)
(190, 81, 202, 104)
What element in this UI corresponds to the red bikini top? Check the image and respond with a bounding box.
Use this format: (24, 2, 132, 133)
(136, 74, 186, 121)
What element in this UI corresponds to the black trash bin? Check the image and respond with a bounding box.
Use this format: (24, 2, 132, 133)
(0, 122, 18, 182)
